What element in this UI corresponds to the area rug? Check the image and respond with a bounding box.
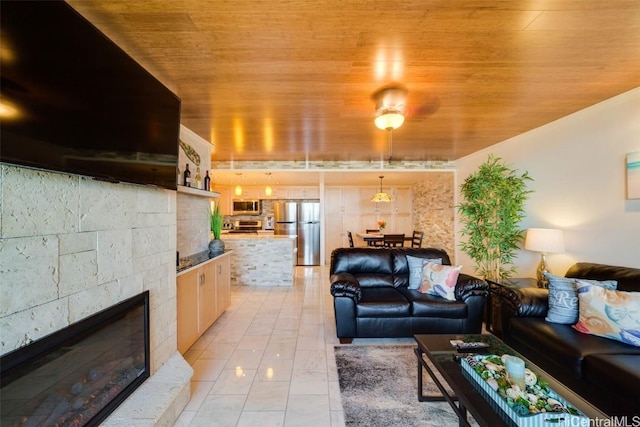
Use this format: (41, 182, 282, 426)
(334, 345, 478, 427)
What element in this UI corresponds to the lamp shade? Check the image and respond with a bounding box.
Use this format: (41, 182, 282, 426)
(371, 191, 392, 202)
(374, 110, 405, 130)
(524, 228, 565, 253)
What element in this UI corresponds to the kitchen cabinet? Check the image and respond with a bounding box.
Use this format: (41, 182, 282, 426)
(235, 187, 260, 199)
(176, 252, 232, 354)
(393, 188, 412, 214)
(215, 256, 231, 316)
(176, 269, 199, 354)
(199, 262, 217, 331)
(325, 187, 361, 259)
(214, 186, 232, 215)
(288, 186, 319, 199)
(324, 186, 414, 258)
(263, 186, 287, 199)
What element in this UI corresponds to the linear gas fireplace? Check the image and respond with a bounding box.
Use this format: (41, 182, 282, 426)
(1, 291, 150, 427)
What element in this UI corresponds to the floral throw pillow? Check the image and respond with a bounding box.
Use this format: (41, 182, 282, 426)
(573, 284, 640, 347)
(406, 255, 442, 290)
(419, 262, 462, 301)
(544, 272, 617, 324)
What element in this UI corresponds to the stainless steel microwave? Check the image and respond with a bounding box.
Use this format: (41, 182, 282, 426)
(232, 199, 260, 215)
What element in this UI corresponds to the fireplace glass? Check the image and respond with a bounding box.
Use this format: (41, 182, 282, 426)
(1, 291, 150, 427)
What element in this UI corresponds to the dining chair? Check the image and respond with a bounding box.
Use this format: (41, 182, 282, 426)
(365, 229, 383, 246)
(383, 234, 405, 247)
(411, 231, 424, 248)
(347, 231, 355, 248)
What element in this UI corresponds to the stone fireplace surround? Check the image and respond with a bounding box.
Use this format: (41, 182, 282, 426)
(0, 165, 192, 425)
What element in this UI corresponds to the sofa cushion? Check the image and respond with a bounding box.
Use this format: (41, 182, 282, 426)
(508, 318, 640, 379)
(398, 288, 468, 318)
(544, 273, 617, 325)
(406, 255, 442, 290)
(574, 285, 640, 347)
(565, 262, 640, 292)
(419, 263, 461, 300)
(330, 247, 393, 277)
(355, 287, 411, 318)
(583, 354, 640, 411)
(391, 248, 451, 288)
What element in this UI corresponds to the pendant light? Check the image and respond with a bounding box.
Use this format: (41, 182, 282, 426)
(264, 172, 273, 196)
(234, 173, 242, 196)
(371, 175, 392, 202)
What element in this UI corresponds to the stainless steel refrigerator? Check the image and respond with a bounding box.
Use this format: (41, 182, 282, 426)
(274, 201, 320, 266)
(274, 202, 298, 236)
(297, 202, 320, 266)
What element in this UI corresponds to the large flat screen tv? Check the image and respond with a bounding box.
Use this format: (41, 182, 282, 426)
(1, 1, 180, 190)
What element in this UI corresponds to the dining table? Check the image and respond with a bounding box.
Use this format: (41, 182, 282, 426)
(356, 232, 412, 246)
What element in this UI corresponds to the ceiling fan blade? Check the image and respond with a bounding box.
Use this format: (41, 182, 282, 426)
(405, 92, 441, 118)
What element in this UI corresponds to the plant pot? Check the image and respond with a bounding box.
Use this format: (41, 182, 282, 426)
(208, 238, 225, 257)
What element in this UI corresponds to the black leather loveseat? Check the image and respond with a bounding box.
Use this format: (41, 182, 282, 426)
(329, 247, 488, 343)
(499, 263, 640, 416)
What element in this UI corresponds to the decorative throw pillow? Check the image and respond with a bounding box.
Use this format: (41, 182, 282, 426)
(419, 262, 461, 301)
(544, 273, 617, 325)
(573, 286, 640, 347)
(406, 256, 442, 290)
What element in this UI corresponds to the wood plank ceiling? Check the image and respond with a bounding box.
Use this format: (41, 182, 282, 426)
(68, 1, 640, 164)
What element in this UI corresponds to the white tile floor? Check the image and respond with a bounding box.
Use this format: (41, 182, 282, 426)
(173, 265, 415, 427)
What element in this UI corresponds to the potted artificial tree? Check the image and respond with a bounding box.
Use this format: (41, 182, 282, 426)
(208, 201, 225, 257)
(457, 154, 532, 279)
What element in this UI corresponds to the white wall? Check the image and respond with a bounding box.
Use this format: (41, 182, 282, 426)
(455, 87, 640, 278)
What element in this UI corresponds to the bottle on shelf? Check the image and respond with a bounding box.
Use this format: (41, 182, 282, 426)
(194, 167, 202, 189)
(204, 170, 211, 191)
(183, 163, 191, 187)
(177, 165, 181, 185)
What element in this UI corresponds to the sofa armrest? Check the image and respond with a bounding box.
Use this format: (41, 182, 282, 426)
(330, 273, 362, 303)
(455, 273, 488, 301)
(500, 287, 549, 318)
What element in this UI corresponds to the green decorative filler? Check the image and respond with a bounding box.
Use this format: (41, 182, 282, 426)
(210, 202, 223, 239)
(464, 354, 580, 416)
(208, 201, 225, 257)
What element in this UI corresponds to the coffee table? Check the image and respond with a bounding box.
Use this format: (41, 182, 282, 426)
(414, 334, 607, 427)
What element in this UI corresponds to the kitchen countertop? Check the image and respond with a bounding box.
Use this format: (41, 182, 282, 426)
(177, 249, 232, 274)
(221, 233, 296, 239)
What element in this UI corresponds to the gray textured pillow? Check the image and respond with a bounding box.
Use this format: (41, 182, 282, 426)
(407, 255, 442, 289)
(544, 272, 617, 324)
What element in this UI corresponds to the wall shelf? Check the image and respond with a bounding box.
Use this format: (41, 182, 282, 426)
(177, 185, 220, 198)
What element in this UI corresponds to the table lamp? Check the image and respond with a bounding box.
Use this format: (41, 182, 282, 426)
(524, 228, 565, 288)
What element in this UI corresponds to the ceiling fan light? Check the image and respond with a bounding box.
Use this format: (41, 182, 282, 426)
(374, 110, 405, 130)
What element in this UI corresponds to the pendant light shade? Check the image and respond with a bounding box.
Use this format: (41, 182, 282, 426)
(371, 175, 392, 202)
(234, 172, 243, 196)
(264, 172, 273, 196)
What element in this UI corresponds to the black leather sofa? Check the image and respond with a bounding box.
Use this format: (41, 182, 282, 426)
(329, 247, 488, 344)
(499, 263, 640, 416)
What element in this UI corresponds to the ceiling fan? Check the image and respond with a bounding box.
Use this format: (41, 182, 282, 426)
(370, 83, 440, 162)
